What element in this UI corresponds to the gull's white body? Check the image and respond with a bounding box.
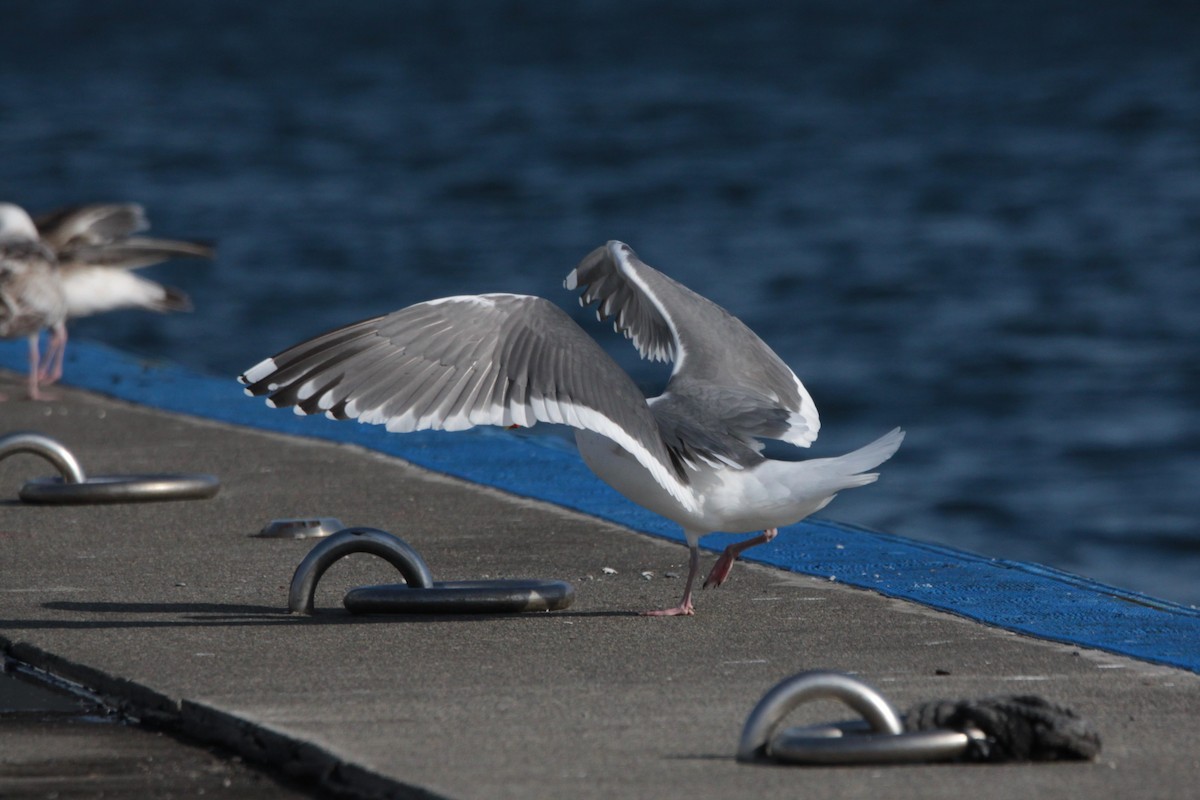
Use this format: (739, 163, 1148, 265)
(576, 426, 900, 541)
(242, 241, 904, 615)
(59, 267, 187, 318)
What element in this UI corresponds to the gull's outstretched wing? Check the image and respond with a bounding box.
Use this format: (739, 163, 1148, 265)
(36, 203, 213, 270)
(240, 293, 698, 512)
(565, 241, 820, 461)
(34, 204, 149, 249)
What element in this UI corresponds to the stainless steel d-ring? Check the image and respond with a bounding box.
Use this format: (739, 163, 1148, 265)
(287, 528, 436, 615)
(343, 579, 576, 614)
(1, 431, 220, 505)
(0, 432, 86, 484)
(287, 528, 576, 615)
(768, 722, 969, 764)
(737, 671, 969, 765)
(19, 474, 220, 504)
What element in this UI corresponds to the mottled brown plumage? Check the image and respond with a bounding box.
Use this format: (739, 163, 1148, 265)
(0, 203, 67, 400)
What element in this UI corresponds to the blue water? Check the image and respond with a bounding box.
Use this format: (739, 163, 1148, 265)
(2, 1, 1197, 605)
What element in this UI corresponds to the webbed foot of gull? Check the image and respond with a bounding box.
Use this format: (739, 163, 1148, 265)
(703, 528, 779, 589)
(643, 545, 700, 615)
(703, 551, 737, 589)
(642, 601, 695, 617)
(26, 372, 56, 402)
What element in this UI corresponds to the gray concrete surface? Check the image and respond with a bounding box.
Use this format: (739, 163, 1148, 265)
(0, 670, 321, 800)
(1, 379, 1198, 799)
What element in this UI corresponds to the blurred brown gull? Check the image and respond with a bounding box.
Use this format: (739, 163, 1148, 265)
(32, 203, 213, 384)
(0, 203, 66, 401)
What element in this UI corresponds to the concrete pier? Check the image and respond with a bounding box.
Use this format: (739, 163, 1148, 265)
(1, 370, 1198, 798)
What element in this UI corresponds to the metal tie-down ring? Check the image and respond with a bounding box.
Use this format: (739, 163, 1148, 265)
(0, 432, 220, 504)
(287, 527, 575, 615)
(737, 671, 974, 765)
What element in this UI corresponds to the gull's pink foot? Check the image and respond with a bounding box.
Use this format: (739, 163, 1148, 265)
(26, 369, 56, 401)
(644, 546, 700, 616)
(703, 551, 737, 589)
(27, 383, 57, 402)
(37, 362, 62, 386)
(702, 528, 779, 590)
(642, 600, 695, 617)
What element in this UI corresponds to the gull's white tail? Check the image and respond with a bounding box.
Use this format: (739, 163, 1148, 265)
(836, 426, 905, 477)
(803, 426, 906, 494)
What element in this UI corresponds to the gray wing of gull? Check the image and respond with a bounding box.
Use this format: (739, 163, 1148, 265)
(56, 238, 214, 271)
(565, 241, 821, 461)
(649, 385, 795, 469)
(36, 204, 213, 271)
(34, 204, 148, 250)
(239, 293, 697, 512)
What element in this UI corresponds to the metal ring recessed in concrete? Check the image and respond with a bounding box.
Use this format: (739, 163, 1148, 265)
(19, 473, 221, 504)
(737, 671, 969, 765)
(767, 723, 970, 764)
(343, 579, 575, 614)
(287, 527, 575, 615)
(287, 528, 436, 615)
(1, 432, 220, 505)
(0, 432, 85, 483)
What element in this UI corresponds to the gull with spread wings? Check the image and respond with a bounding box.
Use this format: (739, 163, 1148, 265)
(240, 241, 903, 615)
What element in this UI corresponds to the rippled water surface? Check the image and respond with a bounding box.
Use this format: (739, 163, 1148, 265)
(2, 2, 1197, 603)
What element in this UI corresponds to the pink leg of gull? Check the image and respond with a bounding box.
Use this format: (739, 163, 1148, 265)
(703, 528, 778, 589)
(642, 545, 699, 617)
(26, 335, 48, 401)
(38, 323, 67, 385)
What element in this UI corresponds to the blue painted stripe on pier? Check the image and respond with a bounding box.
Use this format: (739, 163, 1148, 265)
(4, 340, 1199, 673)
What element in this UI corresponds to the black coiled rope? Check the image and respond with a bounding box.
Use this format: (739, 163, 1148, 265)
(905, 695, 1103, 762)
